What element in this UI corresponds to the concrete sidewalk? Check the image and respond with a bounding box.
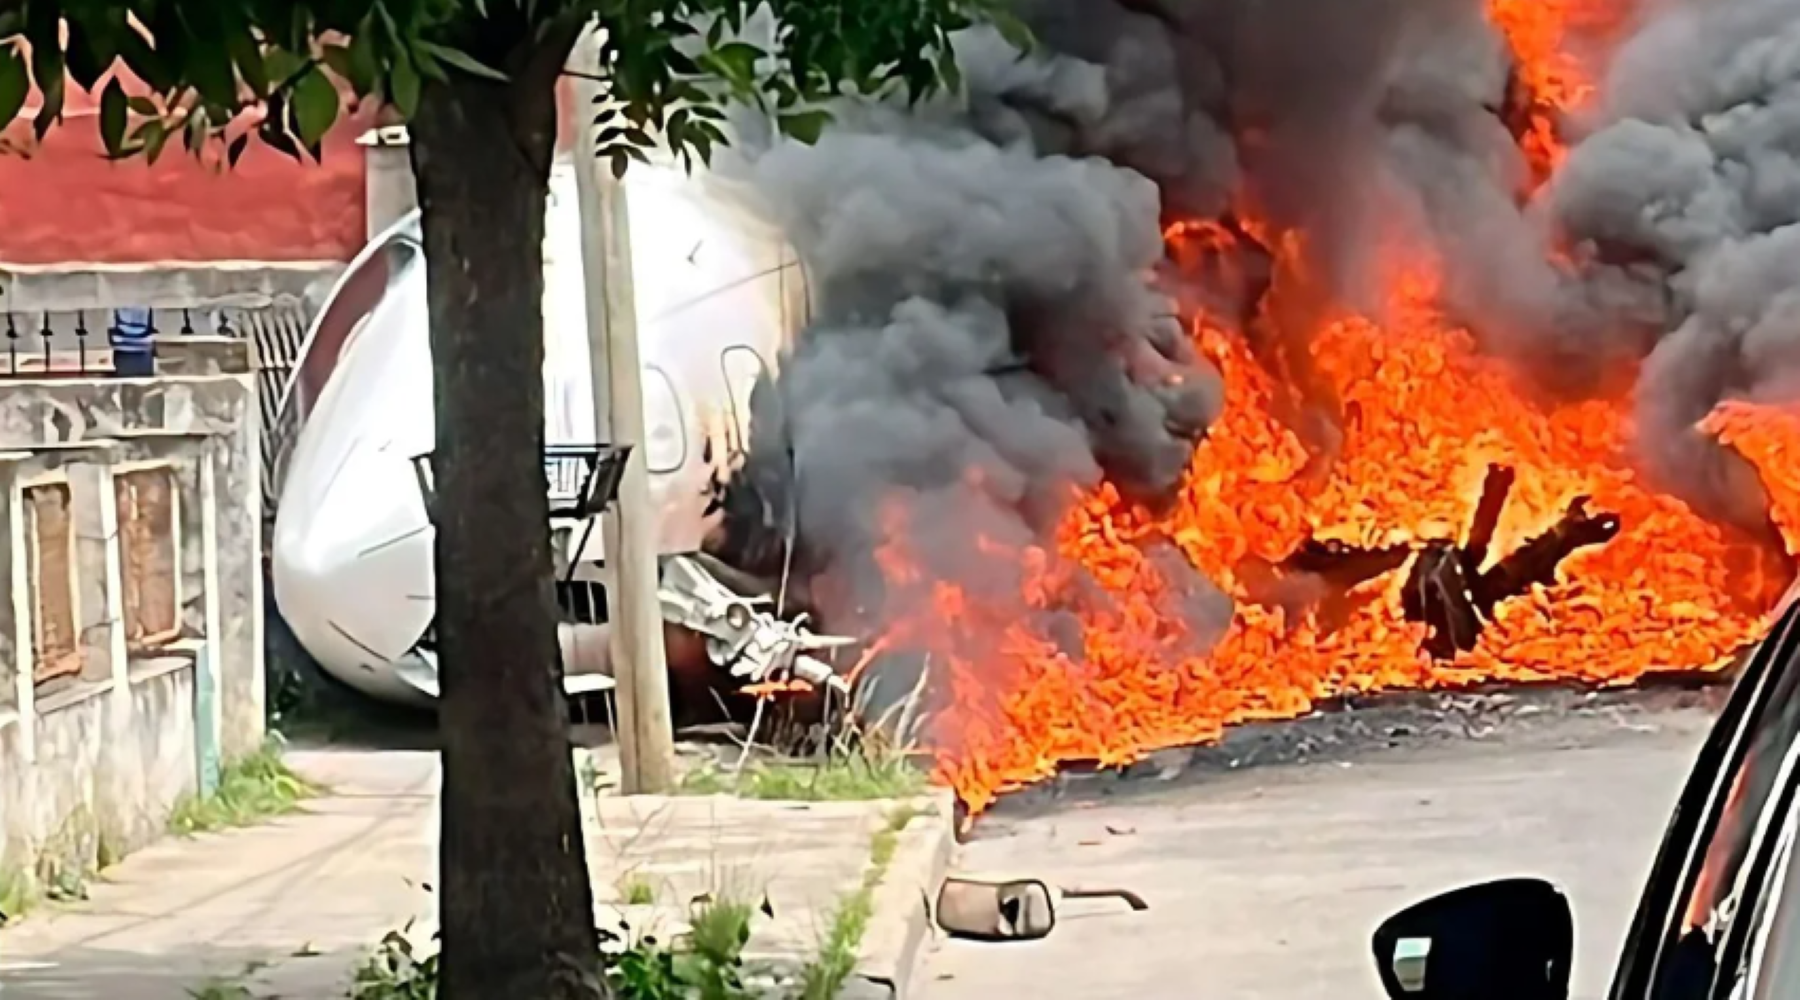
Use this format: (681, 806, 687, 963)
(0, 748, 438, 999)
(0, 746, 948, 999)
(585, 791, 950, 998)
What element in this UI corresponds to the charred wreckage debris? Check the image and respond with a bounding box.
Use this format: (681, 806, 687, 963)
(1243, 465, 1624, 661)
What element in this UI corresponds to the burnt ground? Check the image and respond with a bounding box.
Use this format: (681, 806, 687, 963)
(928, 684, 1726, 1000)
(977, 678, 1730, 827)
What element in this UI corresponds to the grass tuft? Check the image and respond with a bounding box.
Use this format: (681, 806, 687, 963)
(618, 872, 658, 906)
(680, 754, 925, 802)
(795, 804, 927, 999)
(169, 738, 320, 836)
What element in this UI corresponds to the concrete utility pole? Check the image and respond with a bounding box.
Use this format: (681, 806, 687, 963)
(569, 26, 676, 794)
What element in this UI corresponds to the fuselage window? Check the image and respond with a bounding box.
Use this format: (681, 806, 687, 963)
(719, 344, 770, 460)
(642, 364, 688, 475)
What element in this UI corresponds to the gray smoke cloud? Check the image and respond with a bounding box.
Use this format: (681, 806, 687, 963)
(1543, 0, 1800, 537)
(708, 7, 1231, 636)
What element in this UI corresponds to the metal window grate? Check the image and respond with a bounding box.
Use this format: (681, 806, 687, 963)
(241, 303, 313, 519)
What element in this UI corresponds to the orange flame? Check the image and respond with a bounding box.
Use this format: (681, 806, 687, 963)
(869, 252, 1798, 816)
(847, 0, 1796, 817)
(1487, 0, 1636, 189)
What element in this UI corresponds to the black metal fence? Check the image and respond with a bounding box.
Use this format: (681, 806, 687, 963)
(0, 307, 240, 379)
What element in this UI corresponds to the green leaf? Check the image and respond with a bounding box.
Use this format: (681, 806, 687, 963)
(937, 46, 963, 96)
(135, 119, 170, 163)
(31, 46, 64, 141)
(229, 31, 271, 98)
(348, 24, 382, 95)
(689, 130, 714, 166)
(264, 49, 309, 89)
(988, 8, 1036, 53)
(320, 45, 357, 88)
(113, 25, 172, 92)
(776, 109, 832, 145)
(187, 36, 237, 109)
(62, 21, 106, 92)
(389, 54, 422, 119)
(292, 66, 339, 148)
(0, 46, 27, 129)
(183, 110, 206, 153)
(708, 42, 763, 87)
(415, 41, 508, 82)
(228, 133, 250, 167)
(98, 78, 128, 158)
(127, 95, 159, 116)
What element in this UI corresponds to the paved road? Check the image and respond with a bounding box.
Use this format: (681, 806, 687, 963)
(920, 706, 1716, 1000)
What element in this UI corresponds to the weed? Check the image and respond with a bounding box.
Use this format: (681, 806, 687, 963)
(350, 930, 439, 1000)
(618, 873, 659, 906)
(680, 754, 924, 803)
(187, 981, 254, 1000)
(685, 657, 934, 804)
(169, 737, 320, 836)
(350, 894, 765, 1000)
(42, 863, 88, 903)
(795, 804, 925, 1000)
(602, 893, 763, 1000)
(186, 960, 268, 1000)
(797, 887, 872, 1000)
(0, 864, 30, 921)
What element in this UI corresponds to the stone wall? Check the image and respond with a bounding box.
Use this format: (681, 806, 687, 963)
(0, 346, 263, 903)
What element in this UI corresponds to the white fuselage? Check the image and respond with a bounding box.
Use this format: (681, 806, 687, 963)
(270, 156, 804, 706)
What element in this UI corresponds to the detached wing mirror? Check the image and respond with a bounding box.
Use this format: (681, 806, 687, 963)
(935, 877, 1057, 942)
(1372, 878, 1573, 1000)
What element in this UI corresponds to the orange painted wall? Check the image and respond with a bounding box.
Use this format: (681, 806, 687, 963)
(0, 74, 586, 267)
(0, 77, 371, 266)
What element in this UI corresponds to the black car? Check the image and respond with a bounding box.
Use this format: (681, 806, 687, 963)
(1371, 597, 1800, 1000)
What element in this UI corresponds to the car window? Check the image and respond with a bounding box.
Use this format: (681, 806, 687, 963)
(1627, 600, 1800, 1000)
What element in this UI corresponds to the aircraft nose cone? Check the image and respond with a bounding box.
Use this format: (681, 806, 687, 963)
(271, 441, 436, 690)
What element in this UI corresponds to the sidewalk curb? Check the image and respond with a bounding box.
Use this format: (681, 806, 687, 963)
(844, 789, 956, 1000)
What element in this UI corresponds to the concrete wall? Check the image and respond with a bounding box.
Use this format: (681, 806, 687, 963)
(0, 345, 263, 901)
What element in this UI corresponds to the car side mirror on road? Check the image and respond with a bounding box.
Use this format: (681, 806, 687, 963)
(1372, 877, 1574, 1000)
(935, 877, 1058, 942)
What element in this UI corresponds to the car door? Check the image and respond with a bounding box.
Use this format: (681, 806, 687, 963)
(1607, 597, 1800, 1000)
(1718, 785, 1800, 999)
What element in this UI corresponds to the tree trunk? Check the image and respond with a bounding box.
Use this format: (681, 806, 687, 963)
(410, 62, 604, 1000)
